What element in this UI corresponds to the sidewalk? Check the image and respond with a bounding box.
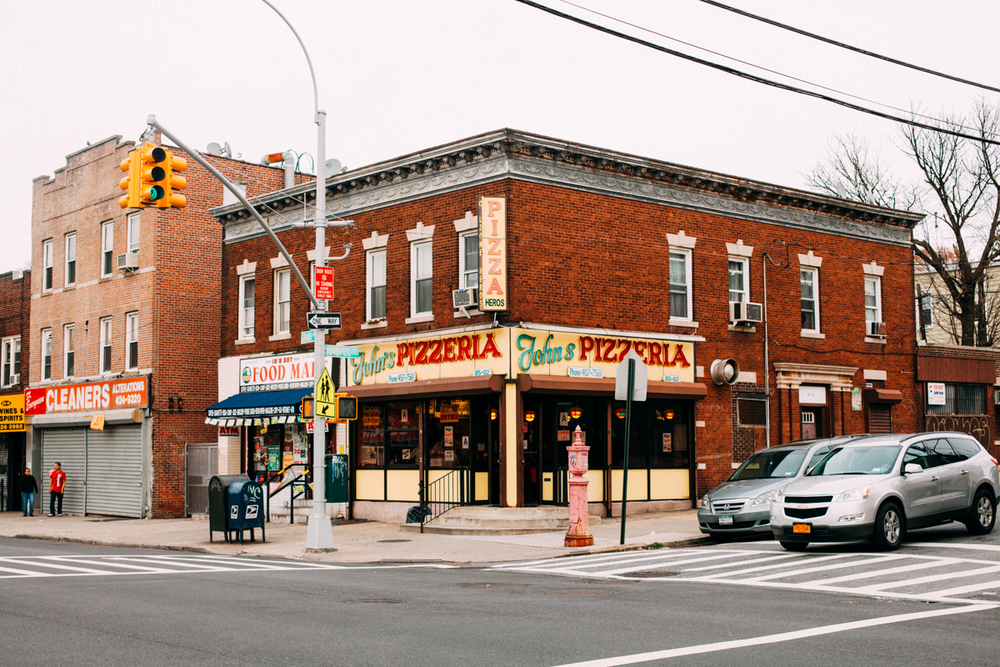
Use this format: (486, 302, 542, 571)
(0, 509, 709, 563)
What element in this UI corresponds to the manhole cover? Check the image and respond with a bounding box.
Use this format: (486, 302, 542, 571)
(346, 599, 404, 605)
(573, 579, 638, 585)
(623, 571, 679, 578)
(377, 539, 412, 543)
(457, 583, 529, 590)
(544, 589, 617, 597)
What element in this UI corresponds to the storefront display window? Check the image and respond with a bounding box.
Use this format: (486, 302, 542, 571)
(387, 402, 419, 467)
(359, 406, 384, 467)
(428, 398, 471, 468)
(611, 399, 689, 469)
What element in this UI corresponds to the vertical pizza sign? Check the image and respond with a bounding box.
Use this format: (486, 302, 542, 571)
(479, 196, 508, 311)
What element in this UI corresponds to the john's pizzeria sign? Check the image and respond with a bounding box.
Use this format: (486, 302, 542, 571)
(348, 328, 694, 385)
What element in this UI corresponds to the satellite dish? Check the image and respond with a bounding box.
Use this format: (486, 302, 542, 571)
(326, 158, 342, 174)
(223, 142, 232, 158)
(206, 142, 222, 155)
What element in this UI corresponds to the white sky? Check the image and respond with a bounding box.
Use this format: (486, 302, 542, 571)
(1, 0, 996, 274)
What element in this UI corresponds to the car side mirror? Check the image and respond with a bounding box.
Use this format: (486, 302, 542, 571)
(904, 462, 923, 475)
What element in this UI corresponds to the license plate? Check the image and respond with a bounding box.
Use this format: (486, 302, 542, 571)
(718, 515, 733, 525)
(793, 523, 811, 534)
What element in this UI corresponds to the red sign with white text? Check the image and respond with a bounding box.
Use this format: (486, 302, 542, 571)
(315, 266, 334, 301)
(25, 376, 149, 415)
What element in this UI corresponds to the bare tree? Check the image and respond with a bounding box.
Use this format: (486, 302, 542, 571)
(809, 103, 1000, 347)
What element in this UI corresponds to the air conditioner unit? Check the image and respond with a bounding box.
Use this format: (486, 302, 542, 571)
(117, 253, 139, 271)
(452, 287, 478, 309)
(730, 301, 763, 325)
(868, 321, 887, 337)
(10, 374, 19, 385)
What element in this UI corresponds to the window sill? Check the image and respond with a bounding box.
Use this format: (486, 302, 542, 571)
(405, 314, 434, 325)
(800, 331, 826, 339)
(728, 324, 757, 333)
(669, 318, 698, 328)
(235, 338, 256, 346)
(864, 336, 887, 345)
(454, 308, 484, 318)
(361, 319, 388, 330)
(269, 332, 292, 342)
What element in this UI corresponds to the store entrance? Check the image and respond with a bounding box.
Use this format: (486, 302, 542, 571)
(522, 396, 604, 506)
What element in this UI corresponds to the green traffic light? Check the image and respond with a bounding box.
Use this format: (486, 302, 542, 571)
(147, 186, 165, 201)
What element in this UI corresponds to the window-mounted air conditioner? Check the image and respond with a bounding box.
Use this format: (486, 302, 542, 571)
(10, 374, 19, 385)
(452, 287, 479, 309)
(730, 301, 763, 325)
(117, 253, 139, 271)
(868, 321, 887, 337)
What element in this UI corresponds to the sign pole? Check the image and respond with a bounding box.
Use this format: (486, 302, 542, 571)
(620, 358, 635, 545)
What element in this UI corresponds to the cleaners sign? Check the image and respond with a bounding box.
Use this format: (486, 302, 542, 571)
(24, 376, 149, 415)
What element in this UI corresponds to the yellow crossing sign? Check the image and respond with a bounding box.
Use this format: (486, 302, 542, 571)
(315, 367, 336, 419)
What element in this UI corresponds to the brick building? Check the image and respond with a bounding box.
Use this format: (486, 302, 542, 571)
(0, 268, 30, 511)
(27, 135, 289, 518)
(209, 129, 928, 522)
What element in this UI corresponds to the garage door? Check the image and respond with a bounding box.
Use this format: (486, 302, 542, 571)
(41, 428, 87, 516)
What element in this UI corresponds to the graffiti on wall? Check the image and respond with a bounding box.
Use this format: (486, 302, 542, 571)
(925, 415, 991, 449)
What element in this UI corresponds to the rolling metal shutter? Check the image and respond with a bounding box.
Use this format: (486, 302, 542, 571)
(41, 428, 87, 516)
(85, 426, 143, 517)
(868, 404, 892, 434)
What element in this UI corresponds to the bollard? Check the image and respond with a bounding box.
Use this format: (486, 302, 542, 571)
(564, 425, 594, 547)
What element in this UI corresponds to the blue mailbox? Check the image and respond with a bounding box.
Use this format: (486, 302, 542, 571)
(227, 480, 266, 545)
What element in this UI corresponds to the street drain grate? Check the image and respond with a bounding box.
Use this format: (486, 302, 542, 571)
(346, 599, 404, 605)
(623, 571, 680, 578)
(457, 583, 530, 590)
(377, 539, 412, 543)
(544, 589, 617, 597)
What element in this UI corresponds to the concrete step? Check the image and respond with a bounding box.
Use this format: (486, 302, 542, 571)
(403, 505, 600, 535)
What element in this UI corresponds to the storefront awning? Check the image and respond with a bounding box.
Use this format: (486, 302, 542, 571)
(206, 387, 312, 420)
(347, 374, 504, 401)
(864, 388, 904, 404)
(517, 374, 708, 399)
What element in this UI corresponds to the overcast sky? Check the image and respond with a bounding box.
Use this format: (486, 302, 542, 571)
(1, 0, 996, 274)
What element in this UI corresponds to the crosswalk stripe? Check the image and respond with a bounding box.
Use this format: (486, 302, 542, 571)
(683, 553, 800, 572)
(743, 554, 906, 582)
(687, 553, 856, 580)
(0, 565, 52, 577)
(806, 558, 959, 585)
(853, 564, 1000, 593)
(603, 553, 768, 577)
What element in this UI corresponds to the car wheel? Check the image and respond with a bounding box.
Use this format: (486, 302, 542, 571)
(873, 502, 904, 551)
(779, 541, 808, 552)
(965, 488, 997, 535)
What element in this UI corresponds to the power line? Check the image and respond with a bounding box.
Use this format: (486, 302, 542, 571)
(513, 0, 1000, 147)
(699, 0, 1000, 95)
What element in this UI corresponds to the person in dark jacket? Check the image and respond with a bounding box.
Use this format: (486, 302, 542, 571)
(19, 468, 38, 517)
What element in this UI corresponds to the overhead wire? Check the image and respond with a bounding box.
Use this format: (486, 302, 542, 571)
(513, 0, 1000, 146)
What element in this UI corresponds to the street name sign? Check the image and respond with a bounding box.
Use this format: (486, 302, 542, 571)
(326, 345, 360, 358)
(307, 311, 342, 330)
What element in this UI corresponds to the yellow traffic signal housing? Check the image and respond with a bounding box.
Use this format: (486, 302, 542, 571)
(334, 393, 358, 421)
(162, 149, 187, 208)
(140, 145, 169, 207)
(119, 147, 145, 209)
(301, 395, 315, 420)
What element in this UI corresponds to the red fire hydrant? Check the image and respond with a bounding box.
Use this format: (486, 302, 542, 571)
(564, 426, 594, 547)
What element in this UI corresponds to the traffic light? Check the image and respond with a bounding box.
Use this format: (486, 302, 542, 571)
(131, 144, 187, 209)
(119, 146, 144, 209)
(334, 394, 358, 421)
(161, 148, 187, 208)
(301, 395, 314, 420)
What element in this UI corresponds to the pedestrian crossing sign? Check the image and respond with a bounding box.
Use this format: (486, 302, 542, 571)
(315, 367, 336, 419)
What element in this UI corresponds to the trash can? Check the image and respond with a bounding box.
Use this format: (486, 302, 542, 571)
(228, 480, 265, 545)
(324, 454, 348, 504)
(208, 474, 249, 543)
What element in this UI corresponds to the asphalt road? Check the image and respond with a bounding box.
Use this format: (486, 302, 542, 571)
(2, 527, 999, 667)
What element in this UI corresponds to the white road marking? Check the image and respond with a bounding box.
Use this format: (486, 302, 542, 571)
(806, 558, 959, 585)
(550, 604, 999, 667)
(741, 554, 905, 582)
(852, 564, 1000, 593)
(907, 542, 1000, 552)
(687, 553, 856, 580)
(682, 553, 800, 572)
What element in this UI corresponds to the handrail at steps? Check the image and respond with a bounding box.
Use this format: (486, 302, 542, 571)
(268, 467, 311, 524)
(421, 468, 470, 533)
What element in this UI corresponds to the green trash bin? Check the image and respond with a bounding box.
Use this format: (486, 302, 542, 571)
(324, 454, 348, 503)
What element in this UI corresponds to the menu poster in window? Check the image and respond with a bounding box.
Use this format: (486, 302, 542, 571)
(444, 449, 455, 462)
(440, 403, 460, 423)
(478, 442, 486, 452)
(662, 433, 672, 453)
(557, 430, 570, 442)
(282, 451, 294, 468)
(444, 426, 454, 447)
(462, 435, 470, 450)
(559, 412, 569, 427)
(401, 408, 409, 424)
(268, 445, 281, 471)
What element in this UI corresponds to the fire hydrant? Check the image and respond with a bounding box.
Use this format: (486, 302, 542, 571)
(564, 425, 594, 547)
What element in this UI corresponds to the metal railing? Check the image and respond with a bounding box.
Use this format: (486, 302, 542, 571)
(267, 466, 311, 525)
(422, 469, 470, 532)
(553, 467, 569, 505)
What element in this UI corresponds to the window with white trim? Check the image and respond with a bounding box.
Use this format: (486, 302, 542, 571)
(126, 312, 139, 371)
(100, 317, 112, 374)
(728, 257, 748, 303)
(41, 329, 52, 381)
(239, 275, 255, 339)
(459, 232, 479, 290)
(274, 268, 290, 334)
(800, 268, 819, 332)
(669, 249, 692, 320)
(101, 221, 114, 277)
(367, 249, 386, 321)
(127, 212, 140, 255)
(411, 241, 432, 316)
(64, 324, 75, 378)
(2, 337, 20, 387)
(865, 277, 882, 324)
(919, 293, 934, 329)
(43, 240, 53, 291)
(65, 233, 76, 286)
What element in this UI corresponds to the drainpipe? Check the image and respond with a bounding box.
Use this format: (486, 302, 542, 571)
(763, 254, 771, 448)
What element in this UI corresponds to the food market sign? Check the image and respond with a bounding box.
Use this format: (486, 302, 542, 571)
(239, 352, 333, 393)
(24, 377, 149, 415)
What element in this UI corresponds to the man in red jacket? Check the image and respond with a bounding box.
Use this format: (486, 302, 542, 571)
(49, 462, 66, 517)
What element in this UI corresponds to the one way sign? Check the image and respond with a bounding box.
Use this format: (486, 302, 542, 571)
(307, 311, 342, 330)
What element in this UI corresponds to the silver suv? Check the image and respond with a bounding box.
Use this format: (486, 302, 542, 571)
(771, 432, 999, 551)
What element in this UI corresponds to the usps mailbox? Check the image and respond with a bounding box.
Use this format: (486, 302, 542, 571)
(208, 474, 249, 543)
(227, 480, 266, 545)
